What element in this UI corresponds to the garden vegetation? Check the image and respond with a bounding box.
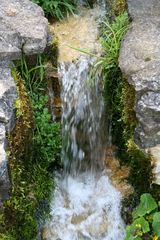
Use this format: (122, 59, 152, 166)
(32, 0, 77, 20)
(0, 48, 61, 239)
(125, 193, 160, 239)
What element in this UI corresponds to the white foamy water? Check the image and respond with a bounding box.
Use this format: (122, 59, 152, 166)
(43, 172, 125, 240)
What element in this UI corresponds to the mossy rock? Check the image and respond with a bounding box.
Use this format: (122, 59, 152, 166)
(107, 0, 127, 16)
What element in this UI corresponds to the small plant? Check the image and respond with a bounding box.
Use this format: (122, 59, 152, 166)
(100, 11, 129, 72)
(125, 193, 160, 240)
(32, 93, 61, 167)
(32, 0, 77, 20)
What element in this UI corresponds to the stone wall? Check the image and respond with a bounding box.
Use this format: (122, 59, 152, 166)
(0, 0, 48, 199)
(119, 0, 160, 184)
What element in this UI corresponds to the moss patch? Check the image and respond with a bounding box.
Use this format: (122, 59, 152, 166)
(107, 0, 127, 16)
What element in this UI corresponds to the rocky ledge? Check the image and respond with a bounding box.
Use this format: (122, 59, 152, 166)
(0, 0, 48, 199)
(119, 0, 160, 184)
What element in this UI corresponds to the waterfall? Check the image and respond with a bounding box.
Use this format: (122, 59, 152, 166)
(43, 3, 125, 240)
(60, 56, 106, 175)
(43, 56, 125, 240)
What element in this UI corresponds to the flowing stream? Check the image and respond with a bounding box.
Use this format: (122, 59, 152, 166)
(43, 3, 125, 240)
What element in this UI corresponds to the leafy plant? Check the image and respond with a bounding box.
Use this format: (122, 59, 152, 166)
(32, 93, 61, 167)
(125, 193, 160, 240)
(32, 0, 77, 20)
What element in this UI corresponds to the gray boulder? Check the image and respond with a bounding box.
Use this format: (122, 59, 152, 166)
(127, 0, 160, 19)
(0, 124, 10, 199)
(0, 0, 48, 60)
(0, 61, 17, 199)
(119, 0, 160, 183)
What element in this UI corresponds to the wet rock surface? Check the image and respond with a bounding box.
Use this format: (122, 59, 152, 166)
(0, 0, 48, 199)
(119, 0, 160, 183)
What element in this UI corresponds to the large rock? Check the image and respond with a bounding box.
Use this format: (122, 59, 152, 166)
(0, 124, 10, 199)
(0, 61, 17, 199)
(119, 0, 160, 183)
(0, 0, 48, 199)
(0, 0, 48, 60)
(127, 0, 160, 19)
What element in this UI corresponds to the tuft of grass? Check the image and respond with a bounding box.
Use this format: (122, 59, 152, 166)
(32, 0, 77, 20)
(99, 11, 129, 72)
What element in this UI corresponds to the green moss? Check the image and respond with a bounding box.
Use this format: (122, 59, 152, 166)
(44, 36, 59, 66)
(9, 70, 33, 159)
(107, 0, 127, 16)
(109, 75, 153, 196)
(0, 71, 36, 239)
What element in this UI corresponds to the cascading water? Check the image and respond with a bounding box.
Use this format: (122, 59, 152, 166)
(43, 3, 125, 240)
(61, 56, 106, 175)
(43, 55, 125, 240)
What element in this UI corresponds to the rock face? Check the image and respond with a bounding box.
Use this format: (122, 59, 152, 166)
(119, 0, 160, 184)
(0, 62, 17, 199)
(0, 0, 48, 60)
(0, 0, 48, 199)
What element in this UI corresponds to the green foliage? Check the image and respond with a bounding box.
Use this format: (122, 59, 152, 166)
(0, 54, 61, 239)
(100, 11, 129, 71)
(19, 54, 62, 166)
(99, 11, 130, 127)
(133, 194, 158, 219)
(125, 193, 160, 240)
(32, 94, 61, 167)
(32, 0, 77, 20)
(19, 55, 45, 95)
(152, 212, 160, 237)
(126, 217, 150, 240)
(0, 234, 16, 240)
